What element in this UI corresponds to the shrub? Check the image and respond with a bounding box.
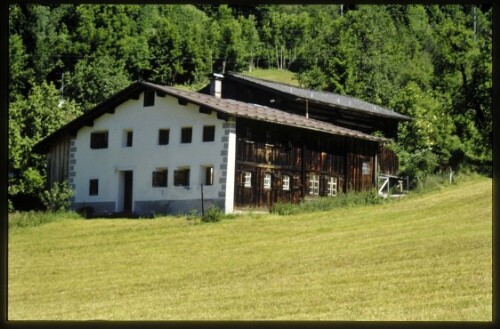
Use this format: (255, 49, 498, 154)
(364, 189, 383, 205)
(40, 181, 74, 212)
(270, 189, 386, 216)
(9, 211, 81, 229)
(185, 209, 199, 221)
(270, 202, 299, 215)
(202, 206, 223, 223)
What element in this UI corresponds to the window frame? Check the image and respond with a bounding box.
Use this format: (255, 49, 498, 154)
(243, 172, 252, 188)
(263, 173, 272, 190)
(90, 131, 108, 149)
(89, 179, 99, 196)
(158, 129, 170, 145)
(327, 176, 338, 197)
(202, 125, 216, 142)
(152, 169, 168, 188)
(123, 130, 133, 147)
(282, 175, 290, 191)
(174, 167, 190, 187)
(204, 166, 214, 186)
(143, 90, 155, 107)
(309, 174, 320, 195)
(180, 127, 192, 144)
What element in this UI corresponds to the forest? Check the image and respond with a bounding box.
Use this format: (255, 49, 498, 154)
(8, 4, 492, 210)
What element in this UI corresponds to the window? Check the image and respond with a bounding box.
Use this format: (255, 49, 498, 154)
(152, 169, 168, 187)
(158, 129, 170, 145)
(203, 126, 215, 142)
(204, 166, 214, 186)
(144, 90, 155, 107)
(263, 173, 272, 190)
(243, 172, 252, 188)
(362, 161, 370, 175)
(282, 175, 290, 191)
(123, 130, 133, 147)
(174, 168, 190, 187)
(327, 176, 338, 197)
(309, 174, 319, 195)
(89, 179, 99, 196)
(181, 127, 192, 144)
(90, 131, 108, 149)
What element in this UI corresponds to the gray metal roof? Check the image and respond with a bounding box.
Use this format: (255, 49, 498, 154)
(226, 73, 410, 121)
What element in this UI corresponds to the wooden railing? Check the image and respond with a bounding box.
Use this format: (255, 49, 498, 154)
(378, 174, 408, 198)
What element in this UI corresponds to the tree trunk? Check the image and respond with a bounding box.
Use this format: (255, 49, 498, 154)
(275, 44, 279, 69)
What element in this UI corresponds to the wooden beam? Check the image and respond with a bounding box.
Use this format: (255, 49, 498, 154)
(86, 120, 94, 127)
(236, 160, 296, 171)
(156, 90, 166, 98)
(130, 92, 140, 100)
(301, 142, 307, 199)
(106, 107, 115, 114)
(178, 98, 188, 106)
(199, 106, 212, 115)
(217, 111, 229, 121)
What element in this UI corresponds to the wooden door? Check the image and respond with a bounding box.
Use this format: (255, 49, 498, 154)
(123, 171, 133, 213)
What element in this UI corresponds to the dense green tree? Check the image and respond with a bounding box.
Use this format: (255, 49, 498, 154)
(211, 5, 246, 73)
(148, 15, 184, 84)
(9, 33, 33, 101)
(9, 82, 81, 200)
(73, 5, 151, 80)
(261, 9, 312, 70)
(297, 4, 491, 175)
(64, 55, 131, 111)
(25, 5, 73, 83)
(239, 15, 261, 71)
(425, 5, 492, 172)
(171, 5, 212, 83)
(391, 82, 459, 178)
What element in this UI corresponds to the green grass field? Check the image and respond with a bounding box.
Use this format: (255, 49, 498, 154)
(8, 175, 492, 320)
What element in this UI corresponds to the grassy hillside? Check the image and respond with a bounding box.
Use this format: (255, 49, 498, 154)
(172, 68, 300, 92)
(8, 175, 492, 320)
(243, 68, 300, 86)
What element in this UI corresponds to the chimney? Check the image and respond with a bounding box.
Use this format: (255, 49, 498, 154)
(210, 73, 224, 98)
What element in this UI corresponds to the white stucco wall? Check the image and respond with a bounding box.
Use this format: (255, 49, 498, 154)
(71, 91, 233, 214)
(224, 121, 236, 214)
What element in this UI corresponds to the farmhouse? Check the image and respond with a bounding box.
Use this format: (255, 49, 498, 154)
(34, 75, 409, 216)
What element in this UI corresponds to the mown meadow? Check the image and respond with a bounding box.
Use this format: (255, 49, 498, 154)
(8, 175, 492, 320)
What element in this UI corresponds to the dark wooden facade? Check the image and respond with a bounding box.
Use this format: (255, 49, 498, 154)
(233, 118, 380, 209)
(46, 135, 71, 187)
(378, 146, 399, 176)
